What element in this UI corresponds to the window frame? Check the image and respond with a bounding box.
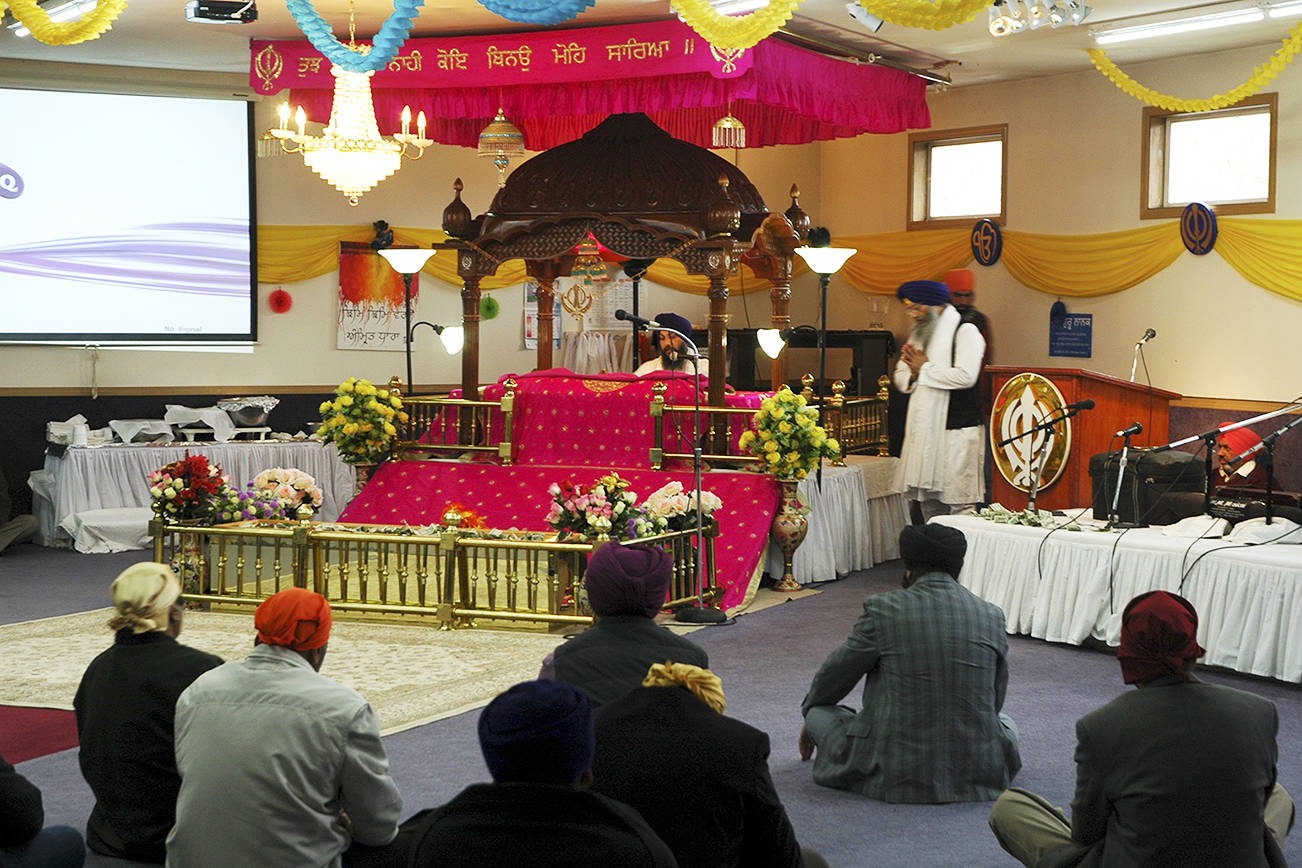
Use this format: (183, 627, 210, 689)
(907, 124, 1008, 231)
(1140, 92, 1276, 220)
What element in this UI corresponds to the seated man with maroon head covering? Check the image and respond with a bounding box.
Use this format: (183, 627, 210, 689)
(542, 543, 707, 707)
(989, 590, 1295, 867)
(168, 588, 404, 868)
(407, 679, 677, 867)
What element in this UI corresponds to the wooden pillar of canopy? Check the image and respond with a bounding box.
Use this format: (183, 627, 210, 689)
(526, 258, 572, 372)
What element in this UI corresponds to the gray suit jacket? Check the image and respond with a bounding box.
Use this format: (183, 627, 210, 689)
(1055, 676, 1281, 868)
(802, 571, 1020, 803)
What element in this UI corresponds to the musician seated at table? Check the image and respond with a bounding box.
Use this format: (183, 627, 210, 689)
(1149, 423, 1279, 525)
(634, 312, 710, 378)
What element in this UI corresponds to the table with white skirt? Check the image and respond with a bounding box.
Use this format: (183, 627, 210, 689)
(932, 513, 1302, 683)
(29, 441, 355, 553)
(765, 456, 908, 584)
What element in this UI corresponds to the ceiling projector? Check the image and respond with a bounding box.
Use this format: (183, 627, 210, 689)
(185, 0, 257, 24)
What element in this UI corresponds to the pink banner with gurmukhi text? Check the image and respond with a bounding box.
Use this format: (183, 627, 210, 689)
(250, 19, 752, 95)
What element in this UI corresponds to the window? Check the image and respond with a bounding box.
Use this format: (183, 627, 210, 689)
(1141, 93, 1276, 219)
(908, 125, 1007, 230)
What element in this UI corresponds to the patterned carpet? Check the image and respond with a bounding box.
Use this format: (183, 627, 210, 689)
(0, 609, 566, 735)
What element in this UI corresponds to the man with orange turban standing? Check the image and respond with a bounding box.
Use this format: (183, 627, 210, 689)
(167, 588, 403, 867)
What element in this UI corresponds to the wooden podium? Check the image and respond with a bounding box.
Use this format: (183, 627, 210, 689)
(986, 367, 1182, 511)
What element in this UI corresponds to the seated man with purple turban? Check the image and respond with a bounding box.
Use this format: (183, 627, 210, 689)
(633, 312, 709, 377)
(408, 679, 678, 867)
(990, 590, 1295, 867)
(542, 543, 708, 707)
(893, 279, 986, 521)
(800, 524, 1020, 803)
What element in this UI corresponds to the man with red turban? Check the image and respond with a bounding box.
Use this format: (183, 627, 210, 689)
(168, 588, 404, 867)
(989, 590, 1294, 866)
(1215, 422, 1277, 490)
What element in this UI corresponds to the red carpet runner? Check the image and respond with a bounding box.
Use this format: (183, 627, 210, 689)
(0, 706, 78, 763)
(340, 461, 780, 611)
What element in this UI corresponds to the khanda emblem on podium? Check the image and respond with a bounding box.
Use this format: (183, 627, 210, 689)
(991, 373, 1072, 491)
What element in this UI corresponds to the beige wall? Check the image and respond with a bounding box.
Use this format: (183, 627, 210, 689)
(4, 43, 1299, 401)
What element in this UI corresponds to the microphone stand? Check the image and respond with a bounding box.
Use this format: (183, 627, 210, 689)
(1128, 342, 1143, 383)
(1108, 430, 1142, 529)
(1233, 413, 1302, 525)
(652, 324, 725, 625)
(997, 406, 1079, 511)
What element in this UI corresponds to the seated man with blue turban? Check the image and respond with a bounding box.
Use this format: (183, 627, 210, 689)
(893, 279, 986, 521)
(634, 312, 709, 377)
(408, 679, 678, 867)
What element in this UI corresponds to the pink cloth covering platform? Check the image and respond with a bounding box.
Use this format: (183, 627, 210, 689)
(339, 461, 780, 612)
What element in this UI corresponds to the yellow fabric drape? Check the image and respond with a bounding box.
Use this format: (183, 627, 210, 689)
(835, 228, 971, 293)
(258, 225, 526, 290)
(643, 258, 797, 296)
(999, 224, 1185, 298)
(1216, 218, 1302, 304)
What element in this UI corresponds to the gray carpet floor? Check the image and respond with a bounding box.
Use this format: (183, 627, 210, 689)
(2, 540, 1300, 866)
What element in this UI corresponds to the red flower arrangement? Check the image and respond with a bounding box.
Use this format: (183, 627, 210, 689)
(146, 453, 229, 521)
(441, 502, 487, 529)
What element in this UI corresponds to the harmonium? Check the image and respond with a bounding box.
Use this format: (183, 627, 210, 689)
(1207, 488, 1302, 523)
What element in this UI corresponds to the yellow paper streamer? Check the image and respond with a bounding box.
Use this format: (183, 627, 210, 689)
(2, 0, 129, 45)
(670, 0, 804, 51)
(857, 0, 989, 31)
(1086, 24, 1302, 112)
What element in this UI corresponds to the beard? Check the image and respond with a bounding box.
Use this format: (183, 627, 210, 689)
(908, 306, 940, 349)
(659, 347, 689, 372)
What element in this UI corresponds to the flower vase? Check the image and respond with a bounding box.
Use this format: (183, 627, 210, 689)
(168, 519, 212, 609)
(770, 478, 808, 592)
(351, 462, 378, 498)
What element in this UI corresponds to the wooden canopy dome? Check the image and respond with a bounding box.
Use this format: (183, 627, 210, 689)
(436, 112, 806, 407)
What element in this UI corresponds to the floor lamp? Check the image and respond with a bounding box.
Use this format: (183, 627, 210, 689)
(378, 248, 438, 394)
(759, 240, 856, 489)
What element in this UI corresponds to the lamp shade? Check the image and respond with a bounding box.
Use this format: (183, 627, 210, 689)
(757, 328, 786, 359)
(378, 248, 437, 274)
(438, 325, 465, 355)
(794, 246, 857, 275)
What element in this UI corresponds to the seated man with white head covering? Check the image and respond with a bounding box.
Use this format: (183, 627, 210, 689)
(543, 542, 707, 707)
(892, 279, 986, 521)
(634, 312, 709, 377)
(74, 562, 222, 864)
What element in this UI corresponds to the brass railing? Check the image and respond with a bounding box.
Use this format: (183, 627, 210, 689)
(151, 516, 719, 630)
(389, 376, 516, 463)
(649, 373, 890, 468)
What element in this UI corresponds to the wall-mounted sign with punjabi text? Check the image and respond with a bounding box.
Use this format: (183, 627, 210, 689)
(251, 20, 751, 95)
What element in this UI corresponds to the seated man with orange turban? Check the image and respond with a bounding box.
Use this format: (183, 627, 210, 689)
(168, 588, 404, 868)
(1215, 423, 1277, 491)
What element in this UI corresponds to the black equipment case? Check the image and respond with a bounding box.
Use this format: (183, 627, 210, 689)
(1088, 449, 1207, 523)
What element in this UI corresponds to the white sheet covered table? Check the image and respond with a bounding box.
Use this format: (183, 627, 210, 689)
(933, 514, 1302, 683)
(30, 441, 355, 548)
(765, 457, 907, 584)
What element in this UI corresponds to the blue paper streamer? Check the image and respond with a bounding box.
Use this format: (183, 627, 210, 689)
(476, 0, 595, 26)
(286, 0, 424, 72)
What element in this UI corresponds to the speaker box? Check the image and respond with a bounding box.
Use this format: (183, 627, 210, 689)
(1089, 449, 1207, 523)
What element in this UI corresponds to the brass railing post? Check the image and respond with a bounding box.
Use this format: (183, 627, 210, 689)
(649, 380, 668, 470)
(829, 379, 848, 467)
(499, 377, 517, 465)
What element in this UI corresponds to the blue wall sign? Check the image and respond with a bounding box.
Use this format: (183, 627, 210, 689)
(1049, 313, 1092, 358)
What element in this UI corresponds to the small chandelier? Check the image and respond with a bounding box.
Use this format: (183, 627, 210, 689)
(477, 107, 526, 188)
(712, 111, 746, 149)
(263, 4, 430, 205)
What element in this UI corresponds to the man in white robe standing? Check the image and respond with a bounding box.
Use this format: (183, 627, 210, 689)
(892, 279, 987, 522)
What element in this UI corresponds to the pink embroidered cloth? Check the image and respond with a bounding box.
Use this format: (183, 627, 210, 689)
(339, 461, 780, 611)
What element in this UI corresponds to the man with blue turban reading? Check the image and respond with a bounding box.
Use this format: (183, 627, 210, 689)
(893, 278, 987, 521)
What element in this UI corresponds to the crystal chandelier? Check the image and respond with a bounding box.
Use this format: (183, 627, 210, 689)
(263, 4, 430, 205)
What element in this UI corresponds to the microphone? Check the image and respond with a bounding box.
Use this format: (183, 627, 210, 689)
(1136, 328, 1157, 346)
(1231, 414, 1302, 464)
(1064, 399, 1095, 412)
(615, 309, 658, 329)
(1116, 422, 1143, 437)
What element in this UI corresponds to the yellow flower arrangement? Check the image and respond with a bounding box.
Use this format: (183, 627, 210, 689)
(738, 387, 840, 480)
(315, 377, 408, 465)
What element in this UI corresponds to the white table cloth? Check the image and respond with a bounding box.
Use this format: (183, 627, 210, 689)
(933, 514, 1302, 683)
(765, 457, 908, 584)
(30, 441, 355, 548)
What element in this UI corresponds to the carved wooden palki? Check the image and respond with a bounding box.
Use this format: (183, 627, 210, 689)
(435, 111, 807, 420)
